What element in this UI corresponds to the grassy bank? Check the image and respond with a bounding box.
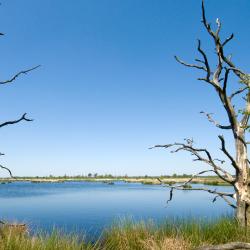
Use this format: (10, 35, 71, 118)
(0, 218, 249, 250)
(0, 176, 231, 186)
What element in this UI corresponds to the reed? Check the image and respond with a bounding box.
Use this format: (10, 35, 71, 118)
(101, 217, 250, 249)
(0, 217, 249, 250)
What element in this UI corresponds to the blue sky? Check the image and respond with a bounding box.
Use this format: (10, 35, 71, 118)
(0, 0, 249, 176)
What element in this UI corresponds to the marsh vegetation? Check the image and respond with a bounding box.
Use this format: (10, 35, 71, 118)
(0, 175, 231, 186)
(0, 218, 249, 250)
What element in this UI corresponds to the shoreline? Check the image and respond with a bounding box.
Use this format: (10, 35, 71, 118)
(0, 176, 231, 186)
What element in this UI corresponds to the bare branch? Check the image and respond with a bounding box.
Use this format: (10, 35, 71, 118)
(0, 164, 14, 178)
(209, 68, 240, 135)
(0, 113, 33, 128)
(150, 141, 235, 184)
(195, 58, 205, 64)
(229, 86, 248, 100)
(200, 111, 231, 129)
(174, 39, 214, 85)
(222, 33, 234, 47)
(197, 39, 211, 82)
(177, 170, 215, 185)
(196, 39, 224, 92)
(201, 0, 243, 88)
(213, 158, 225, 164)
(159, 170, 215, 187)
(215, 18, 222, 37)
(167, 186, 174, 204)
(197, 78, 222, 91)
(174, 56, 206, 71)
(221, 68, 230, 93)
(0, 65, 41, 85)
(201, 0, 215, 38)
(227, 66, 244, 82)
(218, 135, 238, 170)
(158, 177, 235, 208)
(213, 194, 236, 209)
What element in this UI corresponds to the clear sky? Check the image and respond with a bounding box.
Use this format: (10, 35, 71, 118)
(0, 0, 249, 176)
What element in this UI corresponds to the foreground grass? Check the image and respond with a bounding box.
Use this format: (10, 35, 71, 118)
(1, 218, 250, 250)
(102, 218, 250, 249)
(0, 227, 93, 250)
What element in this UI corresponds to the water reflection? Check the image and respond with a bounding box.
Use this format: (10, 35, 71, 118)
(0, 181, 234, 237)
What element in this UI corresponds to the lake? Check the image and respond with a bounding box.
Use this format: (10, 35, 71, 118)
(0, 181, 234, 238)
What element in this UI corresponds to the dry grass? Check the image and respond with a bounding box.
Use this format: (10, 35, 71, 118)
(142, 236, 190, 250)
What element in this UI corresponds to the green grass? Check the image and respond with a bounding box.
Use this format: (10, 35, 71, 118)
(0, 176, 234, 186)
(203, 181, 231, 186)
(0, 218, 249, 250)
(0, 227, 93, 250)
(141, 181, 155, 185)
(102, 217, 250, 249)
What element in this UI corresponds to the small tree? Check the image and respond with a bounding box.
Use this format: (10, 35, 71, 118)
(151, 1, 250, 226)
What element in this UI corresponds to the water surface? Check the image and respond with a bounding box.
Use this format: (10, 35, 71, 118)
(0, 181, 234, 237)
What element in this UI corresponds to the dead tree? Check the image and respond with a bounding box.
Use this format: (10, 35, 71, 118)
(0, 27, 40, 226)
(151, 0, 250, 226)
(0, 32, 40, 178)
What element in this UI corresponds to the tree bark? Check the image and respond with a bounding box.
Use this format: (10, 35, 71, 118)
(235, 127, 250, 226)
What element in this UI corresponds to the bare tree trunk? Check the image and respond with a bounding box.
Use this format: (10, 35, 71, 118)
(236, 199, 247, 226)
(235, 127, 249, 226)
(247, 196, 250, 227)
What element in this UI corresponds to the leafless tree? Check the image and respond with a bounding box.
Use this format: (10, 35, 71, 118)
(151, 0, 250, 226)
(0, 33, 40, 179)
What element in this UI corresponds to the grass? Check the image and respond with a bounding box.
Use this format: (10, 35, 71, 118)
(1, 218, 250, 250)
(0, 227, 88, 250)
(204, 181, 231, 186)
(0, 176, 232, 186)
(141, 181, 159, 185)
(182, 184, 192, 189)
(102, 217, 250, 249)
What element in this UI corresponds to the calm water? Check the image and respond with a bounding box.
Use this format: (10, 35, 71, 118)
(0, 181, 234, 237)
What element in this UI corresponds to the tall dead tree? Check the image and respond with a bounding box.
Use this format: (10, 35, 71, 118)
(0, 32, 40, 179)
(151, 0, 250, 226)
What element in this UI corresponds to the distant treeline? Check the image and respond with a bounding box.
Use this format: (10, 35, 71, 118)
(13, 173, 226, 179)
